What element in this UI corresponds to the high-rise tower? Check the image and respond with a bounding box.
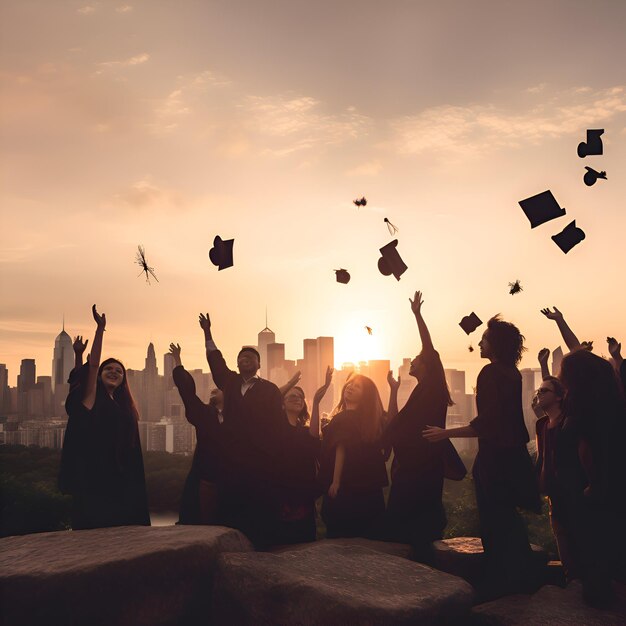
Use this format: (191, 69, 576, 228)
(52, 321, 73, 394)
(257, 310, 276, 379)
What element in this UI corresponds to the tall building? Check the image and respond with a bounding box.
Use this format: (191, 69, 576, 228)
(368, 359, 391, 408)
(52, 325, 73, 416)
(141, 343, 162, 422)
(163, 352, 175, 390)
(17, 359, 36, 416)
(267, 343, 287, 385)
(551, 346, 563, 377)
(0, 364, 9, 414)
(51, 325, 73, 393)
(520, 368, 540, 435)
(257, 316, 276, 380)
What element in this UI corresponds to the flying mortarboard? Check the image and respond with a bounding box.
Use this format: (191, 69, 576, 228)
(519, 190, 566, 228)
(577, 129, 604, 158)
(551, 220, 585, 254)
(459, 312, 482, 335)
(378, 239, 407, 281)
(353, 197, 367, 207)
(209, 235, 234, 270)
(335, 269, 351, 284)
(583, 167, 607, 187)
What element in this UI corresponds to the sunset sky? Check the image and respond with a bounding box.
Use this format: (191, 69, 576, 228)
(1, 0, 625, 389)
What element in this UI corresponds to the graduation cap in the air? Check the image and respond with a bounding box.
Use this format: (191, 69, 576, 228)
(459, 312, 482, 335)
(335, 269, 351, 284)
(551, 220, 585, 254)
(577, 129, 604, 158)
(353, 197, 367, 207)
(519, 190, 567, 228)
(583, 167, 607, 187)
(378, 239, 407, 281)
(365, 326, 373, 335)
(209, 235, 234, 270)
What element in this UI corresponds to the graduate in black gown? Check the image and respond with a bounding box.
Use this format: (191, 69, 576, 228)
(424, 316, 540, 597)
(199, 311, 286, 548)
(557, 349, 626, 605)
(382, 291, 461, 558)
(169, 342, 224, 525)
(275, 367, 333, 544)
(59, 305, 149, 529)
(319, 374, 388, 538)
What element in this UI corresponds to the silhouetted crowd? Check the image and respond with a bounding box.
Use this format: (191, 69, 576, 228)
(59, 298, 626, 606)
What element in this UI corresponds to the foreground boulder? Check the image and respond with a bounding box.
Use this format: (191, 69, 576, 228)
(432, 537, 549, 588)
(270, 536, 412, 559)
(0, 525, 252, 626)
(213, 541, 474, 625)
(469, 580, 626, 625)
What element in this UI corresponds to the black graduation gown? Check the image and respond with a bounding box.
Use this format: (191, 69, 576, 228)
(59, 365, 150, 529)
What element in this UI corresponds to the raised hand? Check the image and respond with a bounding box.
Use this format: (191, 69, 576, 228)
(92, 304, 106, 330)
(387, 370, 401, 392)
(409, 290, 424, 317)
(198, 312, 211, 333)
(313, 366, 334, 404)
(538, 348, 550, 365)
(607, 337, 622, 360)
(328, 481, 340, 499)
(540, 306, 563, 321)
(73, 335, 88, 355)
(168, 343, 182, 367)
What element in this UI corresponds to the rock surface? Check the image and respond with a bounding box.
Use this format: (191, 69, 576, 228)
(432, 537, 548, 586)
(0, 525, 252, 626)
(270, 536, 412, 559)
(469, 580, 626, 625)
(213, 541, 475, 625)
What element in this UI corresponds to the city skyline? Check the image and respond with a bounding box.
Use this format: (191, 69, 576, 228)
(1, 1, 624, 388)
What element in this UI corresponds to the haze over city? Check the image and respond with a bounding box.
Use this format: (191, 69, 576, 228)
(1, 0, 625, 388)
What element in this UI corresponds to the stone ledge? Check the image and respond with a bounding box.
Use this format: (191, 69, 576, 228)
(213, 541, 475, 625)
(0, 525, 253, 626)
(469, 580, 626, 625)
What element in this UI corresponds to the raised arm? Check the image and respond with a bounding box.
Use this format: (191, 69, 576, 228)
(279, 370, 302, 396)
(310, 366, 333, 439)
(410, 290, 434, 352)
(199, 312, 236, 390)
(386, 370, 400, 422)
(540, 307, 581, 352)
(170, 343, 208, 426)
(199, 312, 215, 363)
(538, 348, 550, 379)
(72, 335, 89, 371)
(607, 337, 623, 371)
(82, 305, 106, 410)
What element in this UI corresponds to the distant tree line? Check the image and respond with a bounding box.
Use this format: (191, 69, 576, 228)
(1, 445, 555, 555)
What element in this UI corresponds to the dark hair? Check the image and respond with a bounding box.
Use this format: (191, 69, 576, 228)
(285, 386, 310, 426)
(238, 347, 261, 362)
(97, 358, 140, 445)
(332, 374, 384, 442)
(418, 348, 454, 407)
(542, 375, 565, 399)
(486, 315, 526, 366)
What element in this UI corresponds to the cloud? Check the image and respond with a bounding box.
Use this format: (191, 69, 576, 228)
(116, 5, 133, 12)
(390, 86, 626, 157)
(96, 53, 150, 71)
(239, 96, 371, 156)
(345, 160, 383, 177)
(77, 5, 97, 15)
(108, 178, 184, 211)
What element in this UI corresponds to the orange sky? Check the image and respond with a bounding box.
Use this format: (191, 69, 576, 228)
(1, 0, 625, 389)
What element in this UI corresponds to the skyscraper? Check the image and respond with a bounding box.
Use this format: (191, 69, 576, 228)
(51, 325, 73, 393)
(257, 314, 276, 379)
(0, 364, 9, 414)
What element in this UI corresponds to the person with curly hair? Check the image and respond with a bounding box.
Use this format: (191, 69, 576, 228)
(424, 316, 540, 597)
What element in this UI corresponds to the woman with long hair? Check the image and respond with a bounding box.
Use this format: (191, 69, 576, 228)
(382, 291, 461, 559)
(275, 367, 333, 544)
(59, 305, 149, 529)
(319, 373, 388, 538)
(424, 316, 540, 596)
(556, 348, 626, 605)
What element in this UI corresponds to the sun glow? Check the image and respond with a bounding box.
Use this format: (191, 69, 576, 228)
(333, 318, 385, 366)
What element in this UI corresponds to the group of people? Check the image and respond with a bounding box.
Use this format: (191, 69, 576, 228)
(59, 298, 626, 604)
